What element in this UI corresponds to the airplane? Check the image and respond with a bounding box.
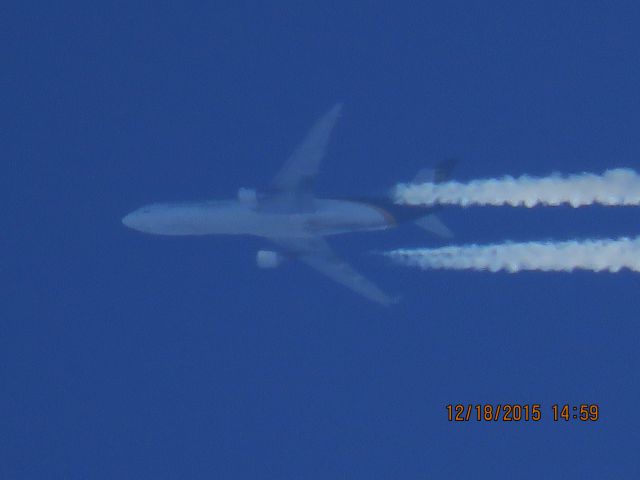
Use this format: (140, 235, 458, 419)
(122, 104, 455, 305)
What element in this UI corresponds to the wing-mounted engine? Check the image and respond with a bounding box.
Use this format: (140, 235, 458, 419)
(256, 250, 284, 268)
(238, 187, 258, 207)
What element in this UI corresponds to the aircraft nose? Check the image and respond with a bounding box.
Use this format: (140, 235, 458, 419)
(122, 212, 137, 229)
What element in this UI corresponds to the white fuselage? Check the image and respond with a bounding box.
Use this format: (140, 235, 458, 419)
(122, 199, 395, 238)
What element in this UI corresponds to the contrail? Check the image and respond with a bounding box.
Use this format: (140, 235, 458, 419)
(394, 168, 640, 207)
(386, 237, 640, 273)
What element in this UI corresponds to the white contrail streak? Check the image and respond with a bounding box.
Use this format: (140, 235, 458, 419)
(394, 168, 640, 207)
(386, 237, 640, 273)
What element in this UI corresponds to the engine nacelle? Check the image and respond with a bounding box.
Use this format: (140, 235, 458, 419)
(237, 187, 257, 206)
(256, 250, 283, 268)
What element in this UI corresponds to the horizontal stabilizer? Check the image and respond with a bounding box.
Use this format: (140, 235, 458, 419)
(415, 214, 454, 238)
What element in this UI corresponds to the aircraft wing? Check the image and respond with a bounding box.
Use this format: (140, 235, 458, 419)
(269, 236, 396, 306)
(264, 104, 342, 212)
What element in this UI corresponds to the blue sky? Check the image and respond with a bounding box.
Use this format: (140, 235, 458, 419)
(4, 1, 640, 478)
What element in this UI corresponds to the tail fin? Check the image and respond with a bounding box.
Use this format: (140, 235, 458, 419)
(412, 159, 457, 238)
(412, 158, 458, 184)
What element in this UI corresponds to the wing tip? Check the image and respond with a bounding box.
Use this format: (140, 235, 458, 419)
(380, 294, 402, 307)
(328, 102, 343, 116)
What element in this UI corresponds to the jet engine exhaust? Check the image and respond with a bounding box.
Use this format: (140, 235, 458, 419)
(394, 168, 640, 208)
(385, 237, 640, 273)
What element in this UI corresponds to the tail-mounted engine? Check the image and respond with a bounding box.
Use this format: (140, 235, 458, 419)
(237, 187, 258, 207)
